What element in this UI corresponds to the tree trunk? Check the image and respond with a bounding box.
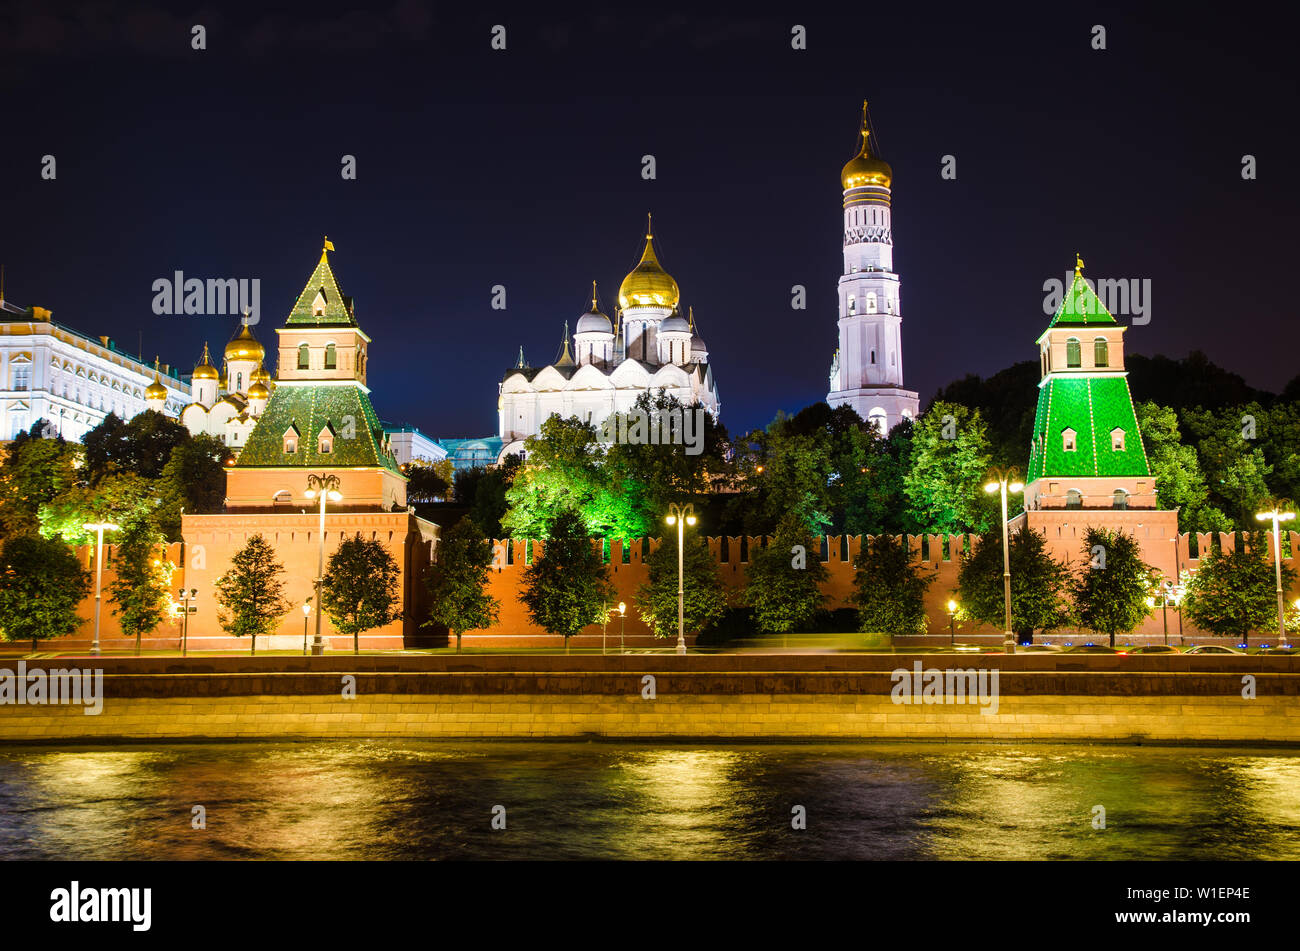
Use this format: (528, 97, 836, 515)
(354, 632, 359, 655)
(1109, 631, 1115, 649)
(31, 635, 36, 654)
(565, 634, 569, 655)
(456, 631, 462, 654)
(135, 631, 141, 656)
(251, 633, 257, 656)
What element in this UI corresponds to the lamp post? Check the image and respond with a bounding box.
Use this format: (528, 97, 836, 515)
(302, 598, 312, 656)
(177, 587, 197, 656)
(1255, 500, 1295, 648)
(304, 474, 343, 656)
(947, 600, 958, 648)
(617, 601, 627, 654)
(83, 523, 120, 656)
(665, 502, 697, 655)
(983, 468, 1024, 655)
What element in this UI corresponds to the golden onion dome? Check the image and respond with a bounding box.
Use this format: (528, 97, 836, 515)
(251, 366, 273, 385)
(145, 375, 168, 400)
(193, 341, 220, 380)
(224, 323, 265, 362)
(841, 104, 892, 190)
(247, 381, 269, 400)
(618, 216, 680, 310)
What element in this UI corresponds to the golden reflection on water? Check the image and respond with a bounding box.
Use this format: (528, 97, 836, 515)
(1, 743, 1297, 860)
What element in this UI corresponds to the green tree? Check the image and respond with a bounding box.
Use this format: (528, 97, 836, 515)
(635, 530, 728, 640)
(155, 434, 228, 540)
(503, 416, 630, 538)
(424, 518, 500, 652)
(405, 458, 455, 503)
(743, 512, 829, 636)
(1072, 527, 1156, 647)
(108, 519, 175, 655)
(38, 469, 158, 545)
(454, 455, 520, 539)
(852, 534, 934, 637)
(957, 526, 1071, 643)
(846, 418, 916, 536)
(1181, 406, 1274, 529)
(0, 534, 90, 652)
(1182, 533, 1296, 644)
(518, 508, 612, 651)
(0, 422, 82, 536)
(321, 533, 403, 654)
(1135, 402, 1230, 534)
(83, 410, 190, 482)
(213, 534, 291, 654)
(903, 401, 996, 534)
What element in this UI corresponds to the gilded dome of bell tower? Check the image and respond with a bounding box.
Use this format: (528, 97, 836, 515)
(840, 101, 893, 191)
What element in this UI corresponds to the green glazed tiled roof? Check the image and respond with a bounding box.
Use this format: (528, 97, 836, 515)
(285, 251, 356, 326)
(1027, 376, 1150, 480)
(233, 382, 400, 473)
(1048, 271, 1118, 328)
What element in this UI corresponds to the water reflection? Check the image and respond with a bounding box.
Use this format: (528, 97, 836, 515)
(0, 742, 1295, 860)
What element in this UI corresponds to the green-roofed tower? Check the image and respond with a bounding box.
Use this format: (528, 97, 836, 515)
(225, 238, 407, 512)
(1024, 254, 1157, 513)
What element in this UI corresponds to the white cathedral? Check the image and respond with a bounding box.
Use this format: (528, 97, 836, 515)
(179, 321, 275, 451)
(827, 103, 919, 432)
(497, 218, 721, 460)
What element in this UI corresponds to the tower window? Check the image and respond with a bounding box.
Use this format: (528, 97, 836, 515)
(283, 433, 298, 454)
(312, 290, 327, 317)
(1113, 489, 1129, 510)
(298, 344, 310, 369)
(1062, 428, 1077, 452)
(11, 364, 31, 391)
(325, 343, 337, 370)
(865, 292, 878, 314)
(1066, 338, 1081, 368)
(235, 372, 243, 392)
(319, 432, 333, 454)
(848, 295, 856, 315)
(870, 350, 876, 364)
(1111, 428, 1125, 451)
(1066, 489, 1082, 510)
(1094, 337, 1109, 367)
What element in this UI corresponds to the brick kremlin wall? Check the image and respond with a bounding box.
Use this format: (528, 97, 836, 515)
(43, 530, 1300, 653)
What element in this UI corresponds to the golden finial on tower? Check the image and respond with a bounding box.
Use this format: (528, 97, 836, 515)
(321, 236, 335, 262)
(646, 212, 653, 239)
(1075, 253, 1085, 277)
(591, 280, 599, 311)
(688, 305, 695, 331)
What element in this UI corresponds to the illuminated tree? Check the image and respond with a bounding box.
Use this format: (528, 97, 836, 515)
(636, 531, 727, 639)
(957, 526, 1071, 642)
(1071, 527, 1156, 647)
(108, 519, 176, 655)
(903, 401, 996, 534)
(519, 508, 612, 651)
(852, 534, 933, 637)
(744, 512, 828, 635)
(321, 534, 403, 655)
(213, 534, 291, 655)
(1181, 532, 1296, 644)
(0, 534, 90, 652)
(425, 518, 499, 653)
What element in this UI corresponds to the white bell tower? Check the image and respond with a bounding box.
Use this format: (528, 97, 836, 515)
(826, 102, 919, 433)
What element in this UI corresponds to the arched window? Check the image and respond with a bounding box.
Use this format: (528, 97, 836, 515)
(312, 290, 327, 317)
(325, 343, 337, 370)
(298, 344, 310, 369)
(1066, 338, 1081, 368)
(865, 292, 878, 314)
(1112, 489, 1128, 510)
(1066, 489, 1082, 510)
(848, 295, 856, 315)
(1094, 337, 1109, 367)
(870, 349, 876, 364)
(1062, 428, 1077, 452)
(283, 427, 299, 454)
(234, 372, 243, 392)
(868, 407, 888, 435)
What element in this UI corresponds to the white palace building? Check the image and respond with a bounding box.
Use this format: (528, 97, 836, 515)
(496, 217, 721, 461)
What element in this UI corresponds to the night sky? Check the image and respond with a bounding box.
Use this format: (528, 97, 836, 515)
(2, 1, 1295, 439)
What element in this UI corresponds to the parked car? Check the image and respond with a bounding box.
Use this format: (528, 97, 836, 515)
(1128, 645, 1181, 655)
(1184, 645, 1245, 655)
(1018, 644, 1062, 653)
(1062, 644, 1121, 654)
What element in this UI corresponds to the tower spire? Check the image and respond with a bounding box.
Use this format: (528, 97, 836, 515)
(321, 235, 335, 263)
(1075, 252, 1085, 277)
(591, 280, 599, 311)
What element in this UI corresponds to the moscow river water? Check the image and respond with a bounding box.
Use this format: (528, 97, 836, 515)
(0, 741, 1296, 860)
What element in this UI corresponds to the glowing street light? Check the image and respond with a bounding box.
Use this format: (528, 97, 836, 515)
(304, 474, 343, 656)
(947, 599, 958, 648)
(665, 502, 697, 655)
(301, 598, 312, 656)
(984, 468, 1024, 654)
(1255, 500, 1295, 647)
(83, 522, 120, 656)
(177, 586, 198, 656)
(617, 601, 627, 654)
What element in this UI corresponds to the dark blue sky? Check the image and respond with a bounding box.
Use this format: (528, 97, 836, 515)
(2, 1, 1295, 438)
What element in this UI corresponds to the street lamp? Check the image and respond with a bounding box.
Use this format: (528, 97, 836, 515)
(302, 598, 312, 656)
(304, 474, 343, 656)
(1255, 500, 1295, 648)
(83, 523, 120, 656)
(177, 586, 197, 656)
(665, 502, 697, 655)
(983, 468, 1024, 654)
(617, 601, 627, 654)
(947, 599, 958, 648)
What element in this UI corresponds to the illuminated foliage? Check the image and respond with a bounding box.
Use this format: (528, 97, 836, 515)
(852, 534, 933, 637)
(903, 401, 996, 534)
(743, 512, 828, 635)
(424, 517, 500, 653)
(1181, 533, 1295, 643)
(108, 519, 176, 654)
(213, 534, 292, 653)
(957, 526, 1071, 641)
(518, 508, 612, 647)
(0, 534, 90, 652)
(635, 531, 727, 639)
(1071, 527, 1156, 647)
(322, 534, 403, 655)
